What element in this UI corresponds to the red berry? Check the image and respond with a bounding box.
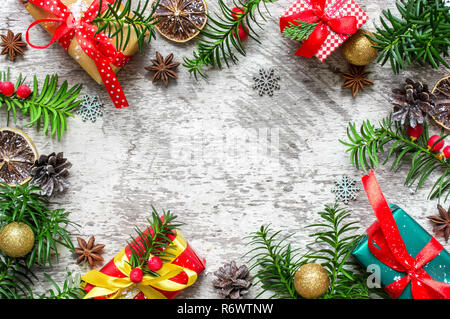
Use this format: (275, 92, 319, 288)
(129, 267, 143, 283)
(0, 81, 15, 97)
(407, 124, 423, 141)
(233, 24, 249, 41)
(147, 256, 163, 272)
(237, 25, 248, 41)
(16, 85, 31, 99)
(439, 145, 450, 160)
(231, 7, 245, 20)
(428, 135, 445, 152)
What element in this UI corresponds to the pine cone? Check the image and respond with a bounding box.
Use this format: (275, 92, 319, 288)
(391, 78, 435, 128)
(30, 152, 72, 196)
(213, 261, 252, 299)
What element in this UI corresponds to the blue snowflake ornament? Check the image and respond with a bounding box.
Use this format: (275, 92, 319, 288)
(331, 175, 360, 204)
(76, 94, 103, 123)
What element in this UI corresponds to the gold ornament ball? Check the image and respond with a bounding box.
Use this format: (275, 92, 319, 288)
(342, 29, 378, 66)
(0, 222, 35, 258)
(294, 263, 330, 299)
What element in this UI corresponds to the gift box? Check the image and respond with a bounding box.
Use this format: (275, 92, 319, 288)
(25, 0, 139, 108)
(82, 223, 205, 299)
(352, 170, 450, 299)
(280, 0, 369, 61)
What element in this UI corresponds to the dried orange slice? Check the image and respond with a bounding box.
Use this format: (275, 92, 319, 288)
(0, 127, 38, 186)
(431, 75, 450, 131)
(153, 0, 208, 43)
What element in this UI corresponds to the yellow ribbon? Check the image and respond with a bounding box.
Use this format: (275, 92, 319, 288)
(82, 230, 198, 299)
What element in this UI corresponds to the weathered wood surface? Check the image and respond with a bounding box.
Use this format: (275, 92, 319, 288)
(1, 0, 449, 298)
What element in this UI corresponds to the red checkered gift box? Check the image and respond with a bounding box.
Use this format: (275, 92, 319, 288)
(280, 0, 369, 62)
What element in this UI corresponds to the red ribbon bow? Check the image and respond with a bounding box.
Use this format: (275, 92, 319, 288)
(280, 0, 358, 58)
(26, 0, 130, 109)
(362, 170, 450, 299)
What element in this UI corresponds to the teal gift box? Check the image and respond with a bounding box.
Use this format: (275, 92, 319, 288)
(352, 204, 450, 299)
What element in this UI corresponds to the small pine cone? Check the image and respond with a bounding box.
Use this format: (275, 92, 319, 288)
(391, 78, 436, 128)
(30, 152, 72, 196)
(212, 261, 252, 299)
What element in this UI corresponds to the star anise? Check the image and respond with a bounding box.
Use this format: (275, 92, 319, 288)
(0, 30, 27, 61)
(145, 52, 180, 87)
(341, 65, 374, 98)
(75, 236, 105, 267)
(427, 204, 450, 242)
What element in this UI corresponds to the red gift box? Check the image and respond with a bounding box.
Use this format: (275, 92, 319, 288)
(280, 0, 369, 61)
(82, 224, 205, 299)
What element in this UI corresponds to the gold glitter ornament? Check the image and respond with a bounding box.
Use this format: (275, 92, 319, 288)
(0, 222, 35, 257)
(342, 29, 378, 66)
(294, 263, 330, 299)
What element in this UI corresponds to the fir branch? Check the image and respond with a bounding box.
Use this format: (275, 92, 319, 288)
(128, 206, 182, 276)
(93, 0, 159, 53)
(245, 204, 384, 299)
(36, 272, 85, 299)
(183, 0, 277, 79)
(303, 203, 374, 299)
(0, 69, 83, 140)
(282, 19, 318, 42)
(0, 183, 77, 268)
(0, 254, 34, 299)
(244, 225, 302, 299)
(340, 116, 450, 201)
(369, 0, 450, 73)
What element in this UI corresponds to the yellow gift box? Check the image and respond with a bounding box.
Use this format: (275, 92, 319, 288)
(25, 0, 139, 84)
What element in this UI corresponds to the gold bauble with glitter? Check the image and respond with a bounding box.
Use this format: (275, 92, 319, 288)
(342, 29, 378, 66)
(294, 263, 330, 299)
(0, 222, 35, 258)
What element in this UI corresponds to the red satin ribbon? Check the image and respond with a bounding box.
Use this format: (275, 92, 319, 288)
(26, 0, 130, 109)
(362, 170, 450, 299)
(280, 0, 357, 58)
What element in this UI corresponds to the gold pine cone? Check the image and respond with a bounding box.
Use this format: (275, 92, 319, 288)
(294, 263, 330, 299)
(0, 222, 35, 257)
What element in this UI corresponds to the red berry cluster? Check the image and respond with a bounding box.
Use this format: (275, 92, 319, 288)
(232, 7, 249, 41)
(0, 81, 31, 99)
(129, 256, 163, 283)
(407, 124, 449, 160)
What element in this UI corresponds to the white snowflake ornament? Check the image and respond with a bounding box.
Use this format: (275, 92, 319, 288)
(331, 175, 360, 204)
(253, 68, 280, 96)
(76, 94, 104, 123)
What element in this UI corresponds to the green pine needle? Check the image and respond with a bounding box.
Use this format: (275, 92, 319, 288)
(340, 116, 450, 201)
(93, 0, 159, 53)
(183, 0, 278, 79)
(303, 204, 376, 299)
(128, 207, 182, 276)
(244, 226, 301, 299)
(282, 19, 318, 42)
(0, 255, 34, 299)
(245, 203, 383, 299)
(36, 272, 85, 299)
(0, 184, 79, 299)
(0, 183, 77, 268)
(0, 69, 82, 140)
(370, 0, 450, 73)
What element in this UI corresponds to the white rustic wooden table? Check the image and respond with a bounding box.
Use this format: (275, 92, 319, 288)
(1, 0, 449, 299)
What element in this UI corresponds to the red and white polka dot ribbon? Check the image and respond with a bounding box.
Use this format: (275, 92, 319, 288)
(26, 0, 130, 109)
